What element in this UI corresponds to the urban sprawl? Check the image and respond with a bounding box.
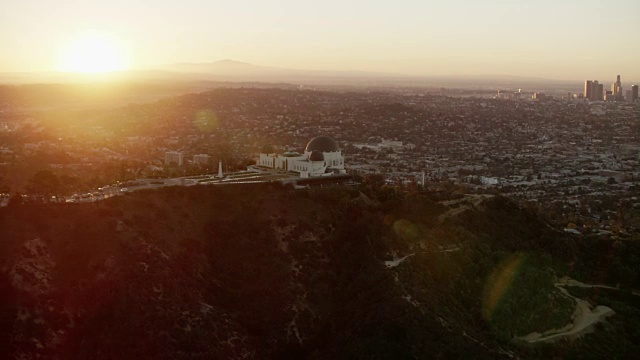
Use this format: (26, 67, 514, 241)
(1, 79, 639, 237)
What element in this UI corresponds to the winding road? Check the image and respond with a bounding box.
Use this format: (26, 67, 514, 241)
(519, 276, 640, 344)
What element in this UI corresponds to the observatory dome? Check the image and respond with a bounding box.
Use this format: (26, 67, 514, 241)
(305, 136, 339, 153)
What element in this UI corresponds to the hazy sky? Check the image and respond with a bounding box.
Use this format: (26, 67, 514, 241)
(2, 0, 639, 80)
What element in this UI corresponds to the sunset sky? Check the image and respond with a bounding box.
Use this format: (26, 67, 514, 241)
(2, 0, 639, 80)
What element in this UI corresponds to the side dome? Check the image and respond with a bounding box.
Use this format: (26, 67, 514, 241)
(309, 150, 324, 161)
(305, 136, 339, 153)
(282, 151, 301, 157)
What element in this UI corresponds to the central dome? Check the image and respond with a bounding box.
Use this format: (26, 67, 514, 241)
(305, 136, 339, 153)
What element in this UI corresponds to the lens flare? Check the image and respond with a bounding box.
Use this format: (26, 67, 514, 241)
(392, 219, 424, 243)
(482, 252, 525, 321)
(193, 110, 220, 133)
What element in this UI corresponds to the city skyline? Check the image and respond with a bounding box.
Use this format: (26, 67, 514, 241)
(2, 0, 639, 81)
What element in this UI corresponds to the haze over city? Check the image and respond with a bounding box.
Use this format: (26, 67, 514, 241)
(2, 0, 639, 81)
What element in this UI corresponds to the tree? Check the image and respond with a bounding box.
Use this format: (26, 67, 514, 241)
(59, 174, 82, 194)
(363, 173, 385, 190)
(25, 170, 61, 198)
(0, 176, 9, 193)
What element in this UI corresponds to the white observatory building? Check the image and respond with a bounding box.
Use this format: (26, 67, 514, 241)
(257, 136, 346, 178)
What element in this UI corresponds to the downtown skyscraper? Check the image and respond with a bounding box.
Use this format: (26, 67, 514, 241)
(584, 80, 604, 101)
(611, 75, 623, 100)
(584, 76, 628, 101)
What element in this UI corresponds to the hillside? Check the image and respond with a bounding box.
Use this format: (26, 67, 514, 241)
(1, 183, 639, 359)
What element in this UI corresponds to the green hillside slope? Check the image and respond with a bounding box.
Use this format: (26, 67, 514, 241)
(1, 184, 639, 359)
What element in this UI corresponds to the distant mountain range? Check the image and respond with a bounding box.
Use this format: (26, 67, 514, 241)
(154, 59, 583, 88)
(0, 59, 597, 89)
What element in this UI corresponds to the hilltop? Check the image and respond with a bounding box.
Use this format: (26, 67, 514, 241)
(1, 183, 639, 359)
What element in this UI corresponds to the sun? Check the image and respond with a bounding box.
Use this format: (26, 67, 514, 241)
(58, 32, 130, 73)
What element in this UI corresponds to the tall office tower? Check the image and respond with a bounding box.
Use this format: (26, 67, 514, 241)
(597, 83, 604, 101)
(613, 75, 623, 100)
(585, 80, 593, 100)
(591, 80, 600, 101)
(590, 81, 602, 101)
(632, 85, 639, 102)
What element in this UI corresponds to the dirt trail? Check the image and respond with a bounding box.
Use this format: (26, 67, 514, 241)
(556, 276, 640, 296)
(518, 277, 619, 343)
(383, 247, 462, 268)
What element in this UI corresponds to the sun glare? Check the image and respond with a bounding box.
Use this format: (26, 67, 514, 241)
(59, 32, 130, 73)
